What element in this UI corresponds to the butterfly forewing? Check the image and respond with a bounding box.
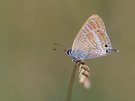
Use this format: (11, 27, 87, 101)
(71, 14, 112, 60)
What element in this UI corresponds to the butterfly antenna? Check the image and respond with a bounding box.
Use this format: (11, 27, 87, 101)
(54, 42, 66, 48)
(66, 64, 78, 101)
(53, 42, 67, 51)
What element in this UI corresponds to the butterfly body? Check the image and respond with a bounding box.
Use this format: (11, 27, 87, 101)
(65, 14, 116, 61)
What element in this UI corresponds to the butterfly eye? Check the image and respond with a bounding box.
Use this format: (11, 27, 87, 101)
(65, 49, 72, 55)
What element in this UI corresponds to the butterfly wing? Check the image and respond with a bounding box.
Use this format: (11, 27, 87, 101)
(71, 14, 112, 60)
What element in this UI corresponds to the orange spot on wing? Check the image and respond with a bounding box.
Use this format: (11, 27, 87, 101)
(86, 32, 93, 41)
(85, 32, 98, 48)
(90, 22, 96, 29)
(95, 19, 100, 28)
(97, 30, 106, 46)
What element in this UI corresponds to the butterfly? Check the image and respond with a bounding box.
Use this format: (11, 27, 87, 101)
(65, 14, 118, 89)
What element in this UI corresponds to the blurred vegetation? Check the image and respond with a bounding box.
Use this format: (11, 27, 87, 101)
(0, 0, 135, 101)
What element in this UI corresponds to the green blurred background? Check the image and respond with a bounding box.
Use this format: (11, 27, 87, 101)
(0, 0, 134, 101)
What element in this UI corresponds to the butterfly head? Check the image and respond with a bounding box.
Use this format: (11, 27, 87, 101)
(65, 48, 72, 56)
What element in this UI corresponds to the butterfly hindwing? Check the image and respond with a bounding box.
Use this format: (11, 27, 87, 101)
(71, 14, 112, 60)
